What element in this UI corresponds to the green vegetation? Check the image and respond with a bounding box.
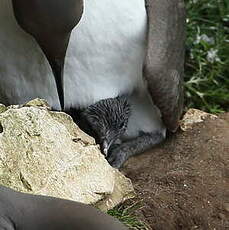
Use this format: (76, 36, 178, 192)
(108, 202, 150, 230)
(185, 0, 229, 113)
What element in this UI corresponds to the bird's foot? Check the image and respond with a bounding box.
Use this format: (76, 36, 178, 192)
(106, 145, 128, 169)
(106, 131, 166, 168)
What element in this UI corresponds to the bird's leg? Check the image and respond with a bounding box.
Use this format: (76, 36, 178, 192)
(107, 131, 165, 168)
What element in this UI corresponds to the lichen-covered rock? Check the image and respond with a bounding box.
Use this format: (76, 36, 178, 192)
(0, 99, 134, 211)
(180, 108, 217, 131)
(0, 104, 7, 114)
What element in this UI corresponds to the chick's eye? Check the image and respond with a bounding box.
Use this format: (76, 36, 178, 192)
(119, 122, 125, 129)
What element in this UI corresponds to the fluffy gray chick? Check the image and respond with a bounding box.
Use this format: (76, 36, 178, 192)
(81, 96, 131, 156)
(80, 96, 165, 168)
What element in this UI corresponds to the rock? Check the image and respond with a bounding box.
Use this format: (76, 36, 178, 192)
(224, 203, 229, 212)
(0, 104, 7, 114)
(218, 213, 226, 220)
(0, 99, 134, 211)
(24, 98, 51, 109)
(180, 108, 217, 131)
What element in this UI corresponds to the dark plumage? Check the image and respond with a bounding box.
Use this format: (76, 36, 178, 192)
(80, 96, 131, 156)
(12, 0, 83, 109)
(0, 185, 127, 230)
(80, 96, 165, 168)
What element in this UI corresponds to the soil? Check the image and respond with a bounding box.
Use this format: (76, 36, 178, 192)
(121, 113, 229, 230)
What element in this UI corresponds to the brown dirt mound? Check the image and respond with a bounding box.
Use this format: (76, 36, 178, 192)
(122, 113, 229, 230)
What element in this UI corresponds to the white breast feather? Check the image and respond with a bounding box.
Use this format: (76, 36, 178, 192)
(65, 0, 147, 108)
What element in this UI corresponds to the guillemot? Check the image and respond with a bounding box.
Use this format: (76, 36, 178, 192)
(0, 0, 185, 166)
(0, 185, 127, 230)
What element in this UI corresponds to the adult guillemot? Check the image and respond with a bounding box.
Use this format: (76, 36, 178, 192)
(0, 0, 185, 166)
(0, 185, 127, 230)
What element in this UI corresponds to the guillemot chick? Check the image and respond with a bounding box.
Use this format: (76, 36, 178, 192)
(80, 96, 165, 168)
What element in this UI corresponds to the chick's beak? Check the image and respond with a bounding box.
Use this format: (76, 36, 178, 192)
(101, 139, 113, 157)
(102, 141, 108, 157)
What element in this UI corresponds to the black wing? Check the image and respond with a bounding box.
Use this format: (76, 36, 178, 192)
(144, 0, 185, 132)
(12, 0, 84, 110)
